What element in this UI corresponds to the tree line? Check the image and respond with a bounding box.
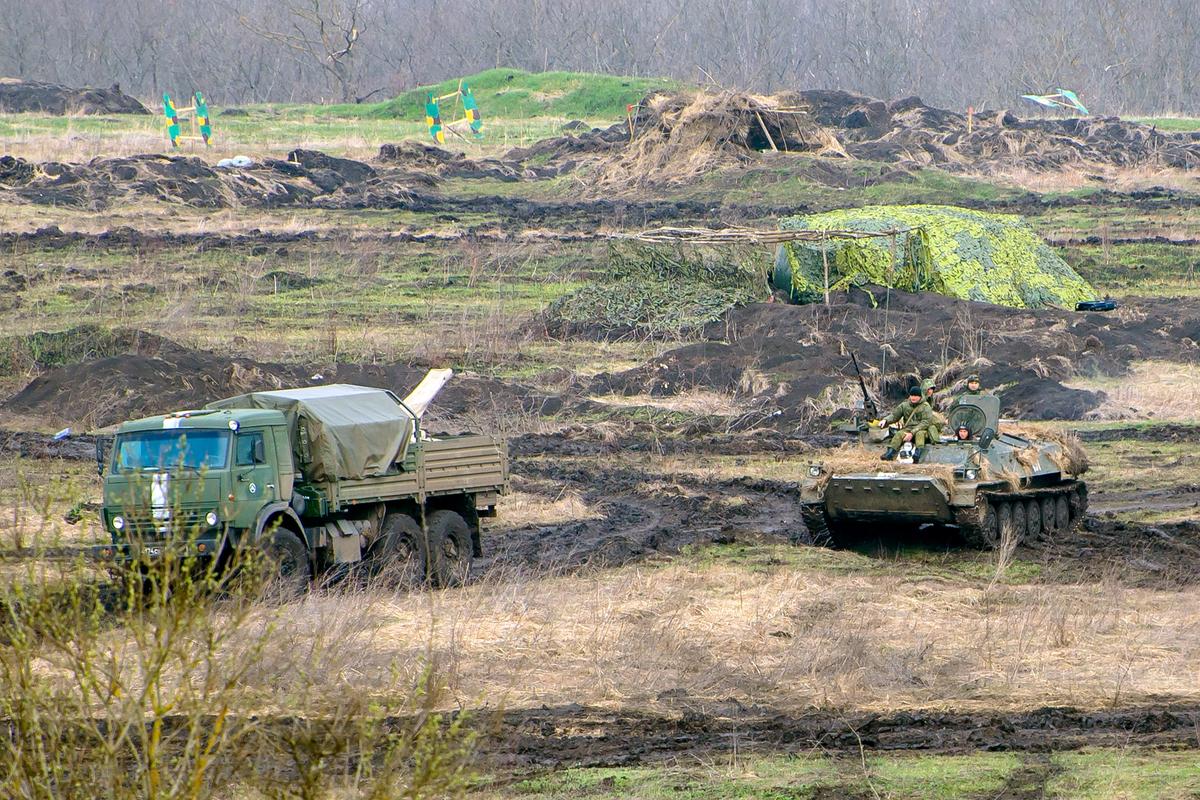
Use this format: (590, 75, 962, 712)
(0, 0, 1194, 115)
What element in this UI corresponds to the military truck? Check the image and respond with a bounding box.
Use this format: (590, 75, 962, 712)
(800, 395, 1087, 548)
(96, 370, 508, 592)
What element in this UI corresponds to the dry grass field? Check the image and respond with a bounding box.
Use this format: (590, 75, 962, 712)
(5, 80, 1200, 798)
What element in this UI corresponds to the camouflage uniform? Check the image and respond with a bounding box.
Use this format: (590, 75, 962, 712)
(883, 398, 935, 450)
(921, 378, 943, 441)
(948, 376, 986, 411)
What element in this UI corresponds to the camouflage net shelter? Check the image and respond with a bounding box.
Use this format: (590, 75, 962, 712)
(772, 205, 1096, 309)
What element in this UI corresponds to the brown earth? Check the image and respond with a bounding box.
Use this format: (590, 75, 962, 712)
(0, 330, 547, 430)
(8, 285, 1199, 434)
(480, 703, 1200, 770)
(0, 78, 149, 115)
(4, 85, 1198, 212)
(587, 288, 1200, 423)
(499, 88, 1200, 189)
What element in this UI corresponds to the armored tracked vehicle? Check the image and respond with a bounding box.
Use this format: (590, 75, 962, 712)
(800, 395, 1087, 548)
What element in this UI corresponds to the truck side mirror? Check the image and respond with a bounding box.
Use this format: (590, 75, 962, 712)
(253, 437, 266, 464)
(95, 437, 106, 477)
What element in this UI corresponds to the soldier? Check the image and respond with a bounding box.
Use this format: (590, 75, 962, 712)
(921, 378, 944, 442)
(877, 386, 934, 461)
(948, 373, 985, 410)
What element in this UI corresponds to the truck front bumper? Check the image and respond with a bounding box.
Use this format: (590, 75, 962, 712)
(91, 534, 224, 563)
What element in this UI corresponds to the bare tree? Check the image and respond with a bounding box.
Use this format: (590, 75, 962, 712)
(1, 0, 1197, 113)
(240, 0, 373, 102)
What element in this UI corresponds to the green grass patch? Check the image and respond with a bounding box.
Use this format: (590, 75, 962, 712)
(1130, 116, 1200, 132)
(372, 68, 681, 123)
(482, 749, 1200, 799)
(1062, 242, 1200, 294)
(482, 752, 1018, 799)
(1048, 748, 1200, 799)
(860, 168, 1019, 205)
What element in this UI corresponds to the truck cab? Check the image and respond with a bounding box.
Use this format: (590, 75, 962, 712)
(101, 407, 290, 562)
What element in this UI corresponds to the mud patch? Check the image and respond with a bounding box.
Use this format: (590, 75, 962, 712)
(481, 458, 804, 574)
(1027, 516, 1200, 589)
(482, 703, 1200, 770)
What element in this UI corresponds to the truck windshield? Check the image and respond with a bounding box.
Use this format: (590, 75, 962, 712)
(114, 430, 230, 472)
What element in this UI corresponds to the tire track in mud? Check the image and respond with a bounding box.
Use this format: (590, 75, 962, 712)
(480, 703, 1200, 770)
(479, 456, 804, 576)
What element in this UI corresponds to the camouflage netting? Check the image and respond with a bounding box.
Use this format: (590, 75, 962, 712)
(544, 242, 767, 339)
(772, 205, 1096, 309)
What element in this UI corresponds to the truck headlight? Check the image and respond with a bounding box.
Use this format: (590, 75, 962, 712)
(205, 511, 219, 527)
(965, 469, 978, 480)
(112, 515, 125, 530)
(808, 465, 823, 477)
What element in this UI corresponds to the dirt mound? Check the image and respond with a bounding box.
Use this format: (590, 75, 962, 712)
(0, 331, 546, 430)
(0, 151, 428, 210)
(588, 290, 1200, 425)
(0, 78, 148, 115)
(797, 89, 1200, 171)
(592, 90, 845, 189)
(505, 88, 1200, 191)
(0, 325, 179, 374)
(378, 141, 525, 181)
(488, 702, 1200, 769)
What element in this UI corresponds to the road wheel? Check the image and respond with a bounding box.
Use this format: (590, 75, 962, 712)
(1041, 497, 1057, 534)
(1070, 485, 1088, 526)
(978, 501, 999, 547)
(1025, 499, 1042, 539)
(1055, 496, 1071, 531)
(1010, 502, 1027, 546)
(428, 510, 473, 588)
(262, 528, 309, 601)
(997, 502, 1016, 545)
(367, 512, 428, 588)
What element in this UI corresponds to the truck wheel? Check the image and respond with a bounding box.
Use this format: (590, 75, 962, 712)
(428, 510, 472, 588)
(369, 512, 428, 588)
(262, 528, 309, 601)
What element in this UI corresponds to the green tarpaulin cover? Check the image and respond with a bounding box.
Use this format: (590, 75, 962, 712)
(207, 384, 414, 482)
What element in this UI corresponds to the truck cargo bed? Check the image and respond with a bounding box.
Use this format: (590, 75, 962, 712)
(325, 434, 507, 508)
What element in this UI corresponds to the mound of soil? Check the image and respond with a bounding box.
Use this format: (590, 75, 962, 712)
(0, 78, 149, 115)
(378, 141, 525, 181)
(809, 90, 1200, 171)
(488, 702, 1200, 768)
(504, 88, 1200, 190)
(1, 333, 545, 430)
(0, 150, 432, 210)
(589, 90, 845, 189)
(589, 290, 1200, 424)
